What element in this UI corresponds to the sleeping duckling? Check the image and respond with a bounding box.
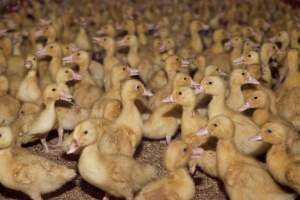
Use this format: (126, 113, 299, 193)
(0, 75, 21, 126)
(135, 140, 202, 200)
(252, 121, 300, 193)
(18, 83, 73, 152)
(0, 126, 76, 200)
(16, 55, 42, 104)
(67, 120, 157, 200)
(199, 115, 295, 200)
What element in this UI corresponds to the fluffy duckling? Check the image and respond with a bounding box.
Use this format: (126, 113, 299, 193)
(17, 83, 73, 152)
(239, 90, 279, 126)
(67, 119, 157, 200)
(0, 75, 21, 126)
(0, 126, 76, 200)
(198, 115, 295, 200)
(252, 121, 300, 193)
(135, 140, 202, 200)
(16, 55, 42, 104)
(200, 76, 268, 155)
(226, 69, 260, 112)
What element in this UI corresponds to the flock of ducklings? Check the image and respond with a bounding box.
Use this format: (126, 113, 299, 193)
(1, 0, 300, 199)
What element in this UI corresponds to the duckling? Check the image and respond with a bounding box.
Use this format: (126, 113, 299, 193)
(226, 69, 260, 112)
(200, 76, 268, 155)
(0, 75, 21, 126)
(252, 121, 300, 193)
(0, 126, 76, 200)
(198, 115, 295, 200)
(135, 140, 202, 200)
(63, 50, 103, 108)
(239, 90, 280, 126)
(67, 119, 157, 200)
(16, 55, 42, 104)
(17, 83, 73, 152)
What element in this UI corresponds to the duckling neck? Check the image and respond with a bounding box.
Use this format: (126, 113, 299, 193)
(117, 98, 143, 134)
(228, 82, 244, 105)
(231, 47, 242, 61)
(216, 139, 239, 179)
(209, 92, 226, 119)
(128, 44, 139, 67)
(106, 45, 116, 57)
(190, 28, 202, 52)
(50, 57, 62, 81)
(252, 108, 270, 126)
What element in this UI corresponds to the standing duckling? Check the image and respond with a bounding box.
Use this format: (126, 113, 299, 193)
(198, 115, 295, 200)
(135, 140, 202, 200)
(0, 126, 76, 200)
(67, 119, 157, 200)
(252, 121, 300, 193)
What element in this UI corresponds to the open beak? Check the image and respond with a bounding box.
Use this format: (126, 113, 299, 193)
(59, 90, 73, 102)
(196, 127, 209, 137)
(72, 71, 81, 80)
(239, 102, 251, 112)
(24, 60, 33, 69)
(245, 76, 260, 85)
(128, 68, 139, 76)
(143, 89, 153, 97)
(249, 134, 263, 141)
(62, 55, 74, 64)
(67, 139, 80, 154)
(233, 56, 245, 65)
(191, 147, 204, 159)
(36, 48, 48, 58)
(162, 95, 174, 103)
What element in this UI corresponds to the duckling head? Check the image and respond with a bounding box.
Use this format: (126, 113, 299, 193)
(93, 36, 115, 50)
(164, 55, 181, 73)
(258, 122, 289, 145)
(198, 115, 234, 140)
(42, 83, 73, 105)
(62, 50, 90, 68)
(117, 35, 138, 48)
(96, 23, 116, 37)
(111, 64, 139, 83)
(169, 87, 196, 107)
(24, 55, 38, 70)
(56, 67, 81, 83)
(200, 76, 225, 96)
(229, 69, 259, 86)
(35, 24, 57, 40)
(0, 127, 14, 149)
(239, 90, 269, 112)
(173, 73, 197, 88)
(67, 120, 100, 154)
(18, 103, 41, 116)
(204, 65, 227, 77)
(121, 79, 152, 101)
(164, 140, 202, 171)
(213, 29, 227, 43)
(36, 42, 62, 58)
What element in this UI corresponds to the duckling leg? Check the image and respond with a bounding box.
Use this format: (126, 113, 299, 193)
(41, 138, 49, 152)
(166, 135, 172, 144)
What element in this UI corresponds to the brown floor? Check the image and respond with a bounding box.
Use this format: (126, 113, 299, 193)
(0, 136, 228, 200)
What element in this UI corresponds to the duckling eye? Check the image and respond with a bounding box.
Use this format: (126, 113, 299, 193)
(176, 58, 179, 61)
(208, 81, 213, 85)
(122, 67, 126, 71)
(52, 88, 56, 92)
(0, 133, 2, 138)
(136, 85, 140, 89)
(103, 38, 107, 41)
(213, 123, 218, 127)
(20, 110, 24, 114)
(183, 77, 187, 81)
(253, 96, 258, 99)
(267, 129, 272, 134)
(50, 46, 53, 49)
(247, 54, 251, 58)
(241, 72, 245, 76)
(84, 130, 88, 135)
(33, 58, 36, 61)
(178, 91, 183, 95)
(77, 53, 80, 56)
(183, 147, 188, 152)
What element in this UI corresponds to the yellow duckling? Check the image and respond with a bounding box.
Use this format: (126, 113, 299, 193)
(0, 126, 76, 200)
(135, 140, 202, 200)
(199, 115, 295, 200)
(67, 119, 157, 200)
(252, 121, 300, 193)
(16, 55, 42, 104)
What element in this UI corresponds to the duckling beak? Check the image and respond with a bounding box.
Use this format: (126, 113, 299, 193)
(181, 59, 191, 68)
(159, 44, 166, 53)
(162, 95, 174, 103)
(39, 19, 50, 26)
(190, 80, 200, 88)
(194, 84, 204, 94)
(36, 48, 48, 58)
(72, 71, 81, 80)
(233, 56, 245, 65)
(269, 36, 276, 43)
(67, 139, 80, 154)
(128, 68, 139, 76)
(195, 127, 209, 137)
(249, 134, 263, 141)
(35, 29, 44, 38)
(201, 23, 210, 31)
(224, 41, 232, 50)
(95, 29, 104, 35)
(92, 36, 101, 43)
(192, 147, 204, 159)
(0, 29, 8, 37)
(62, 55, 74, 64)
(245, 77, 260, 85)
(219, 71, 228, 77)
(239, 102, 251, 112)
(69, 44, 80, 52)
(146, 23, 158, 31)
(117, 38, 127, 47)
(143, 89, 153, 97)
(115, 22, 123, 30)
(59, 90, 73, 102)
(24, 60, 33, 69)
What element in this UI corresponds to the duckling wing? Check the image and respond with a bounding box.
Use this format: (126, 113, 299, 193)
(286, 161, 300, 185)
(136, 183, 180, 200)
